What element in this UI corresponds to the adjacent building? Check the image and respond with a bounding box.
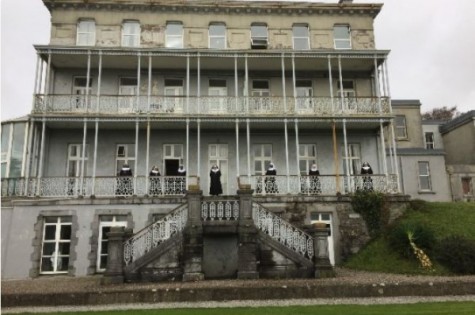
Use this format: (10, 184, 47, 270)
(1, 0, 402, 280)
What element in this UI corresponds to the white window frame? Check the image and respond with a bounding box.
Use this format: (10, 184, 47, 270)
(334, 25, 351, 49)
(96, 216, 127, 272)
(425, 132, 435, 149)
(342, 143, 361, 176)
(116, 144, 135, 175)
(208, 144, 229, 195)
(292, 24, 310, 50)
(73, 76, 93, 109)
(296, 80, 314, 111)
(40, 217, 72, 274)
(253, 144, 272, 175)
(77, 20, 95, 46)
(209, 23, 226, 49)
(418, 161, 432, 191)
(121, 20, 140, 47)
(395, 115, 408, 139)
(251, 23, 268, 48)
(1, 123, 12, 178)
(166, 22, 184, 48)
(299, 144, 317, 175)
(67, 144, 88, 177)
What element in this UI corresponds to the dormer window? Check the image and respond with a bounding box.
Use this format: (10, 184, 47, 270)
(77, 20, 95, 46)
(334, 25, 351, 49)
(251, 23, 268, 49)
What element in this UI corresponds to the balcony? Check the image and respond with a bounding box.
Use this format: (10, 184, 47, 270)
(1, 174, 398, 198)
(33, 95, 390, 117)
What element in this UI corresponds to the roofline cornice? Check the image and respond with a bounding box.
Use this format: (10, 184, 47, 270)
(42, 0, 382, 18)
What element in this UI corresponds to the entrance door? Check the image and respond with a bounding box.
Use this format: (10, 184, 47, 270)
(310, 212, 335, 265)
(208, 144, 228, 195)
(208, 79, 227, 113)
(164, 79, 184, 113)
(163, 144, 183, 175)
(73, 77, 92, 110)
(119, 78, 137, 113)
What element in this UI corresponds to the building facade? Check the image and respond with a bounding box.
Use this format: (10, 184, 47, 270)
(1, 0, 402, 280)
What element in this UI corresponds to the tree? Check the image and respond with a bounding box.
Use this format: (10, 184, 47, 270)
(422, 106, 458, 121)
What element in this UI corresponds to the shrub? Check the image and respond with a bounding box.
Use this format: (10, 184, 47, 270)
(350, 190, 389, 237)
(388, 222, 436, 259)
(436, 236, 475, 274)
(408, 199, 428, 212)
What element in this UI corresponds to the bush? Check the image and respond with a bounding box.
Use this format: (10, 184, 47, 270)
(409, 199, 428, 212)
(436, 236, 475, 274)
(350, 190, 389, 237)
(388, 222, 436, 259)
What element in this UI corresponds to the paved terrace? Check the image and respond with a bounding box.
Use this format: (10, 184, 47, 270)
(2, 268, 475, 310)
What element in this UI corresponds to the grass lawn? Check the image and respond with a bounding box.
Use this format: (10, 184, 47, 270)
(345, 202, 475, 275)
(16, 302, 475, 315)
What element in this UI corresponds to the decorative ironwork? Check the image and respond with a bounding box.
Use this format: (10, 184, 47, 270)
(123, 204, 188, 265)
(33, 94, 391, 116)
(201, 200, 239, 221)
(252, 202, 314, 259)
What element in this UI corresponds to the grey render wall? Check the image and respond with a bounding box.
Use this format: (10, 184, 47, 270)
(393, 105, 424, 148)
(421, 123, 444, 150)
(399, 155, 451, 201)
(442, 122, 475, 165)
(1, 207, 13, 275)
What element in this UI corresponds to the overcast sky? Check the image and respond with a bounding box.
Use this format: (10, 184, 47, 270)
(1, 0, 474, 121)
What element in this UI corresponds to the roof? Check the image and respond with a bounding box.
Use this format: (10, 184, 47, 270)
(391, 99, 422, 107)
(439, 110, 475, 134)
(395, 148, 446, 156)
(1, 115, 30, 125)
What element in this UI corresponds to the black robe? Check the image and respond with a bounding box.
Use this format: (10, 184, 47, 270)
(209, 170, 223, 196)
(116, 168, 133, 195)
(308, 169, 321, 194)
(265, 169, 278, 193)
(149, 170, 161, 196)
(360, 166, 373, 191)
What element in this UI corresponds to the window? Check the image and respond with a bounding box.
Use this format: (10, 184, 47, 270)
(299, 144, 317, 175)
(116, 144, 135, 174)
(73, 77, 93, 108)
(208, 79, 227, 112)
(1, 124, 10, 178)
(251, 80, 270, 96)
(253, 144, 272, 175)
(251, 23, 268, 49)
(334, 25, 351, 49)
(118, 77, 138, 112)
(122, 21, 140, 47)
(166, 22, 183, 48)
(395, 115, 408, 139)
(296, 80, 313, 110)
(163, 144, 183, 176)
(164, 79, 184, 112)
(293, 24, 310, 50)
(209, 23, 226, 49)
(77, 20, 95, 46)
(462, 178, 472, 196)
(97, 215, 127, 272)
(67, 144, 88, 177)
(40, 217, 72, 274)
(418, 161, 432, 191)
(342, 143, 361, 175)
(1, 123, 27, 178)
(425, 132, 435, 149)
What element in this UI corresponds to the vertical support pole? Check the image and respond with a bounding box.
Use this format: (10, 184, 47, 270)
(136, 53, 141, 112)
(284, 119, 290, 193)
(374, 56, 382, 114)
(36, 119, 46, 196)
(235, 118, 240, 185)
(342, 119, 350, 193)
(44, 52, 52, 112)
(85, 51, 91, 111)
(145, 119, 150, 194)
(186, 118, 190, 188)
(390, 122, 401, 193)
(80, 118, 87, 196)
(186, 55, 190, 114)
(291, 53, 297, 105)
(96, 52, 102, 112)
(294, 119, 300, 193)
(24, 119, 35, 195)
(92, 118, 99, 196)
(246, 119, 251, 180)
(197, 119, 201, 183)
(234, 54, 238, 112)
(21, 123, 30, 178)
(281, 53, 287, 113)
(32, 55, 41, 111)
(380, 120, 389, 191)
(197, 53, 201, 114)
(147, 54, 152, 112)
(338, 55, 344, 111)
(244, 55, 249, 113)
(134, 119, 139, 195)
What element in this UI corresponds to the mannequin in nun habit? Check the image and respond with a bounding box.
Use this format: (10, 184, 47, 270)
(209, 165, 223, 196)
(308, 163, 321, 194)
(117, 163, 133, 195)
(149, 165, 161, 196)
(360, 162, 373, 191)
(265, 163, 278, 194)
(177, 165, 186, 194)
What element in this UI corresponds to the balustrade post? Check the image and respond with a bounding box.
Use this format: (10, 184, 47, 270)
(310, 223, 335, 278)
(237, 186, 259, 279)
(102, 226, 127, 284)
(183, 189, 204, 281)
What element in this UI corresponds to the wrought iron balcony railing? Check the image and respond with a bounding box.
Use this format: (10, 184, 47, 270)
(33, 94, 390, 116)
(1, 174, 398, 198)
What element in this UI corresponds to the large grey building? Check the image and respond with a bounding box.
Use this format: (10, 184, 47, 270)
(1, 0, 401, 280)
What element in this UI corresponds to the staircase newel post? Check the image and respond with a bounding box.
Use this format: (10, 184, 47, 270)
(182, 188, 205, 281)
(311, 223, 335, 278)
(237, 185, 259, 279)
(102, 226, 127, 284)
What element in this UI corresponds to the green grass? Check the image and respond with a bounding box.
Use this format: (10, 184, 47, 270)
(16, 302, 475, 315)
(345, 202, 475, 274)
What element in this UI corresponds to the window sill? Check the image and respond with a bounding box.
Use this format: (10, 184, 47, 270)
(418, 190, 436, 194)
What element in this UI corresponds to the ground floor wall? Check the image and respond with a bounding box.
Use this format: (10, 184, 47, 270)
(447, 164, 475, 201)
